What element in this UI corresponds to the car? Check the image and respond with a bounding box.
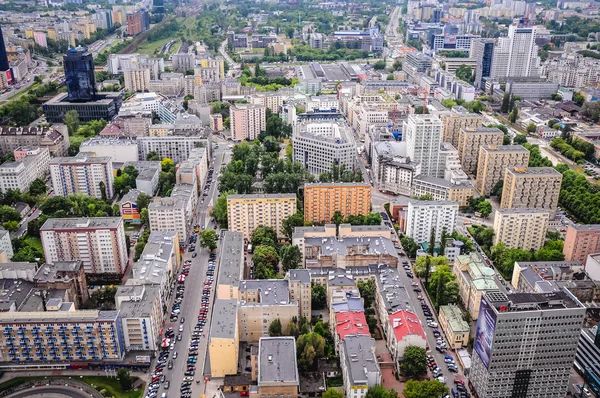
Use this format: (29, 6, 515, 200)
(187, 365, 196, 370)
(428, 321, 438, 327)
(240, 392, 249, 396)
(189, 351, 198, 356)
(169, 343, 175, 350)
(192, 252, 198, 258)
(185, 371, 195, 376)
(187, 358, 197, 364)
(413, 288, 422, 292)
(445, 358, 454, 363)
(173, 352, 178, 359)
(168, 361, 173, 369)
(454, 379, 464, 385)
(183, 376, 194, 382)
(179, 325, 184, 332)
(164, 381, 170, 389)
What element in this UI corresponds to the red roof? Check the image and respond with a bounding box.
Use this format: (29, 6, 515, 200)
(389, 310, 426, 342)
(335, 311, 369, 340)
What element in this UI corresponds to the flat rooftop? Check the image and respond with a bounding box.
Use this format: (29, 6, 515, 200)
(40, 217, 122, 231)
(304, 236, 396, 257)
(209, 298, 238, 339)
(505, 166, 562, 176)
(258, 336, 299, 385)
(485, 289, 583, 312)
(218, 232, 244, 287)
(480, 145, 529, 153)
(239, 279, 291, 305)
(227, 193, 297, 200)
(342, 335, 379, 386)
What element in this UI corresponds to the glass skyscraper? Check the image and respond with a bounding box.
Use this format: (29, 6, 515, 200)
(0, 25, 10, 72)
(64, 47, 97, 102)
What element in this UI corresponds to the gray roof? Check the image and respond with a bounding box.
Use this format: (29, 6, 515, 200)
(341, 224, 390, 233)
(239, 279, 291, 305)
(568, 224, 600, 232)
(304, 182, 371, 189)
(408, 199, 459, 207)
(258, 336, 299, 385)
(120, 189, 142, 204)
(288, 269, 311, 285)
(40, 217, 123, 231)
(209, 298, 238, 339)
(0, 278, 35, 311)
(375, 268, 413, 313)
(227, 193, 297, 200)
(496, 207, 550, 215)
(0, 309, 119, 323)
(505, 166, 562, 176)
(304, 236, 396, 257)
(119, 285, 161, 318)
(218, 232, 244, 287)
(34, 261, 83, 283)
(480, 145, 529, 153)
(341, 335, 380, 386)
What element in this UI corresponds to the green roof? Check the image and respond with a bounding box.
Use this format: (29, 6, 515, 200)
(472, 279, 500, 291)
(440, 305, 469, 333)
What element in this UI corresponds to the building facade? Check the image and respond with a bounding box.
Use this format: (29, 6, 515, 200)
(50, 153, 114, 199)
(405, 199, 459, 244)
(493, 208, 550, 251)
(457, 127, 504, 175)
(438, 305, 470, 349)
(440, 110, 483, 149)
(304, 183, 372, 224)
(475, 145, 530, 196)
(64, 47, 97, 101)
(563, 224, 600, 264)
(0, 146, 50, 193)
(500, 167, 562, 215)
(404, 114, 445, 178)
(227, 194, 296, 240)
(230, 104, 266, 141)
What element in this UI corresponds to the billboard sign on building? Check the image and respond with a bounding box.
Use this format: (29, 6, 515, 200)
(474, 297, 496, 369)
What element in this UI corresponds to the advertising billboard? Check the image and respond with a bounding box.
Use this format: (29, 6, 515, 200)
(474, 297, 497, 369)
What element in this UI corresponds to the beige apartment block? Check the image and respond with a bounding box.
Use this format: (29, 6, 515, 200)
(208, 298, 239, 377)
(250, 92, 284, 113)
(304, 183, 372, 224)
(457, 127, 504, 174)
(286, 269, 312, 319)
(227, 194, 296, 240)
(440, 111, 483, 148)
(230, 103, 266, 141)
(493, 208, 550, 251)
(475, 145, 530, 196)
(501, 167, 562, 215)
(123, 67, 150, 92)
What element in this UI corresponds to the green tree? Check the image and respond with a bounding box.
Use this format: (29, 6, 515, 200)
(428, 227, 436, 256)
(140, 208, 149, 225)
(401, 235, 419, 258)
(268, 318, 283, 336)
(414, 255, 448, 278)
(403, 380, 449, 398)
(508, 108, 518, 124)
(501, 93, 510, 113)
(64, 110, 80, 135)
(491, 180, 504, 197)
(2, 220, 19, 231)
(373, 60, 387, 70)
(296, 332, 326, 371)
(200, 229, 218, 251)
(136, 192, 151, 212)
(400, 346, 428, 378)
(251, 226, 278, 250)
(331, 210, 344, 226)
(253, 245, 280, 278)
(478, 200, 493, 217)
(573, 92, 585, 106)
(455, 64, 473, 82)
(211, 190, 234, 227)
(357, 279, 376, 309)
(146, 151, 160, 161)
(525, 123, 537, 134)
(28, 178, 47, 196)
(513, 134, 528, 144)
(429, 265, 458, 308)
(323, 389, 344, 398)
(439, 226, 448, 255)
(280, 244, 302, 272)
(311, 283, 327, 310)
(282, 211, 304, 239)
(117, 368, 132, 391)
(365, 385, 399, 398)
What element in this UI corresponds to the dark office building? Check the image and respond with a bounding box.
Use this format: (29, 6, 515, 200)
(432, 8, 443, 24)
(473, 38, 495, 89)
(43, 92, 122, 123)
(153, 0, 165, 15)
(64, 47, 97, 101)
(0, 25, 10, 72)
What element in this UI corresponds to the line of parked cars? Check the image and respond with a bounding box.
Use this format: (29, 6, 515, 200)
(402, 260, 414, 279)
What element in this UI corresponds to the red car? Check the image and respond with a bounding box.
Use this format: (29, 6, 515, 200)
(240, 392, 249, 396)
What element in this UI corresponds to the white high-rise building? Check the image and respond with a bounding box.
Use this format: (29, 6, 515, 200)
(404, 114, 445, 178)
(506, 23, 540, 78)
(405, 199, 459, 244)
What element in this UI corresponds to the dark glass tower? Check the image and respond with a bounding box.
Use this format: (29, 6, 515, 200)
(474, 39, 495, 90)
(0, 25, 10, 72)
(64, 47, 97, 102)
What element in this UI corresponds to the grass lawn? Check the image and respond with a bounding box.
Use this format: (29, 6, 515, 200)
(0, 375, 144, 398)
(137, 37, 174, 56)
(23, 236, 43, 252)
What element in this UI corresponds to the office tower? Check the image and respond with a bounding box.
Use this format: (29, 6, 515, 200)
(491, 37, 511, 80)
(440, 110, 483, 149)
(230, 103, 266, 141)
(563, 224, 600, 263)
(475, 145, 530, 196)
(457, 127, 504, 174)
(227, 194, 297, 240)
(40, 217, 128, 274)
(49, 153, 114, 199)
(0, 25, 9, 72)
(506, 22, 541, 78)
(405, 199, 459, 244)
(493, 208, 550, 251)
(152, 0, 165, 15)
(500, 167, 562, 215)
(64, 47, 97, 101)
(404, 114, 445, 178)
(304, 183, 372, 224)
(470, 290, 586, 398)
(472, 38, 494, 88)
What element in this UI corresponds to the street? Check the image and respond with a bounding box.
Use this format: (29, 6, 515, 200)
(153, 144, 231, 398)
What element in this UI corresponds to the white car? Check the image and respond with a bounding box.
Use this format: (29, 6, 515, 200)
(179, 325, 184, 332)
(437, 376, 446, 383)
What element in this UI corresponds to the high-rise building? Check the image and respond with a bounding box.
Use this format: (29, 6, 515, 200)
(472, 38, 495, 89)
(230, 103, 266, 141)
(500, 167, 562, 215)
(50, 153, 114, 199)
(64, 47, 97, 101)
(475, 145, 530, 196)
(123, 67, 151, 92)
(457, 127, 504, 174)
(440, 109, 483, 149)
(0, 25, 10, 72)
(40, 217, 128, 275)
(227, 194, 297, 240)
(493, 208, 550, 251)
(404, 114, 445, 178)
(304, 183, 372, 224)
(405, 199, 459, 244)
(126, 9, 150, 36)
(563, 224, 600, 264)
(148, 197, 188, 242)
(470, 290, 586, 398)
(152, 0, 165, 16)
(506, 23, 540, 78)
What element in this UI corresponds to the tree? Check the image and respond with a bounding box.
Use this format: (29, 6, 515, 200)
(297, 332, 326, 371)
(373, 60, 387, 70)
(64, 110, 80, 135)
(400, 346, 428, 378)
(365, 385, 399, 398)
(414, 255, 448, 278)
(263, 135, 280, 152)
(508, 108, 518, 124)
(525, 123, 537, 134)
(200, 229, 218, 251)
(428, 227, 436, 256)
(2, 220, 19, 231)
(573, 92, 585, 106)
(282, 212, 304, 239)
(478, 200, 492, 217)
(253, 245, 280, 278)
(491, 180, 504, 197)
(136, 192, 151, 212)
(311, 283, 326, 310)
(401, 235, 419, 258)
(455, 64, 473, 82)
(251, 226, 278, 250)
(323, 389, 344, 398)
(268, 318, 283, 336)
(331, 210, 344, 226)
(280, 244, 302, 272)
(146, 151, 160, 161)
(117, 368, 132, 391)
(501, 93, 510, 113)
(403, 380, 449, 398)
(357, 280, 375, 309)
(29, 178, 47, 196)
(429, 265, 458, 308)
(439, 227, 448, 256)
(140, 208, 149, 225)
(211, 190, 234, 227)
(513, 134, 528, 144)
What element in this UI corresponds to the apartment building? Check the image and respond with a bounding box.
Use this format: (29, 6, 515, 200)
(500, 166, 562, 215)
(256, 337, 299, 398)
(372, 141, 421, 197)
(171, 53, 195, 73)
(238, 279, 299, 342)
(123, 67, 150, 92)
(563, 224, 600, 264)
(0, 309, 124, 362)
(40, 217, 128, 275)
(457, 127, 504, 174)
(0, 126, 69, 157)
(230, 103, 266, 141)
(304, 183, 371, 224)
(438, 305, 469, 349)
(404, 114, 445, 178)
(386, 310, 427, 367)
(411, 175, 475, 207)
(250, 92, 284, 113)
(0, 230, 13, 260)
(0, 146, 50, 193)
(340, 335, 381, 398)
(50, 153, 114, 199)
(34, 261, 90, 308)
(302, 234, 398, 268)
(286, 269, 312, 319)
(116, 284, 163, 351)
(493, 208, 550, 251)
(208, 298, 239, 377)
(80, 138, 139, 163)
(440, 110, 483, 149)
(292, 121, 356, 176)
(148, 197, 188, 242)
(405, 199, 459, 244)
(470, 290, 585, 398)
(227, 194, 296, 240)
(475, 145, 530, 196)
(137, 135, 211, 164)
(453, 253, 500, 320)
(216, 232, 244, 300)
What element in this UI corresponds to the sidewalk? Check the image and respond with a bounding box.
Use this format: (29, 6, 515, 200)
(0, 369, 149, 384)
